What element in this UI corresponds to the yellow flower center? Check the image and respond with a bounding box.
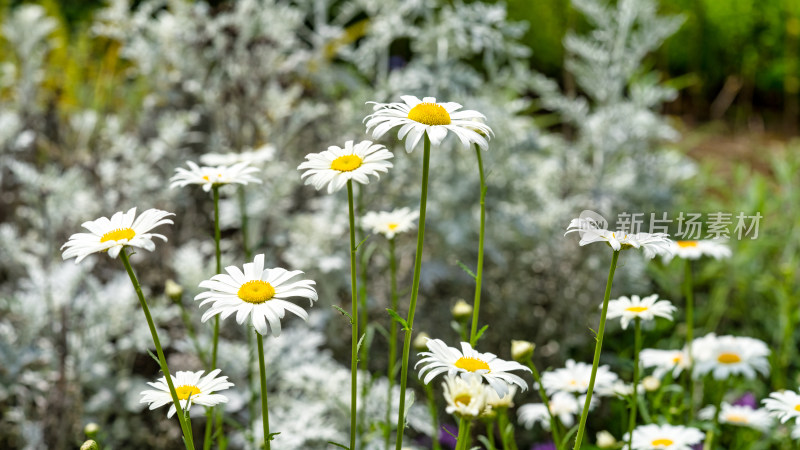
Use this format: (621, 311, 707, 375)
(330, 155, 363, 172)
(175, 385, 202, 400)
(454, 394, 472, 406)
(407, 102, 451, 126)
(203, 175, 210, 181)
(651, 438, 674, 447)
(794, 404, 800, 412)
(726, 414, 749, 423)
(625, 306, 648, 313)
(671, 355, 683, 364)
(455, 357, 491, 373)
(677, 240, 698, 248)
(388, 223, 399, 230)
(237, 280, 275, 304)
(717, 352, 742, 364)
(100, 228, 136, 243)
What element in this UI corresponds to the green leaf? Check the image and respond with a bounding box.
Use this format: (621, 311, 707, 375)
(471, 325, 489, 346)
(146, 349, 160, 366)
(356, 333, 366, 357)
(456, 260, 477, 279)
(386, 308, 408, 330)
(327, 442, 349, 449)
(354, 234, 371, 251)
(266, 432, 280, 441)
(332, 305, 354, 324)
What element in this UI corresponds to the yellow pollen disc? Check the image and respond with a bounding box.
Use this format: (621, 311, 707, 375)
(388, 223, 399, 230)
(175, 385, 202, 400)
(454, 394, 472, 406)
(726, 414, 748, 423)
(671, 355, 682, 364)
(203, 175, 210, 181)
(794, 404, 800, 412)
(100, 227, 136, 243)
(455, 357, 491, 373)
(330, 155, 363, 172)
(626, 306, 648, 313)
(407, 102, 451, 126)
(651, 438, 674, 446)
(677, 240, 698, 248)
(717, 352, 741, 364)
(237, 280, 275, 304)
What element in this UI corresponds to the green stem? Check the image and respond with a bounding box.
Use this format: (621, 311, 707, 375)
(572, 250, 620, 450)
(119, 251, 194, 450)
(527, 358, 562, 449)
(423, 383, 442, 450)
(357, 184, 370, 438)
(627, 318, 642, 450)
(206, 186, 222, 449)
(703, 378, 727, 450)
(238, 186, 251, 260)
(684, 258, 695, 420)
(455, 417, 471, 450)
(497, 409, 517, 450)
(486, 419, 497, 450)
(347, 180, 360, 450)
(386, 238, 398, 450)
(469, 144, 487, 346)
(256, 332, 271, 450)
(394, 135, 431, 450)
(239, 186, 256, 446)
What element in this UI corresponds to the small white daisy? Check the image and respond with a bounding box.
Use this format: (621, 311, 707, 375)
(605, 294, 676, 330)
(442, 374, 487, 418)
(692, 334, 770, 380)
(200, 144, 276, 166)
(416, 339, 530, 396)
(140, 369, 233, 418)
(625, 423, 704, 449)
(698, 402, 772, 432)
(361, 207, 419, 239)
(565, 217, 672, 259)
(640, 348, 689, 379)
(518, 392, 580, 430)
(540, 359, 619, 396)
(485, 384, 517, 409)
(61, 207, 174, 263)
(762, 390, 800, 424)
(170, 161, 262, 192)
(194, 254, 318, 337)
(297, 140, 393, 194)
(662, 239, 732, 263)
(364, 95, 492, 153)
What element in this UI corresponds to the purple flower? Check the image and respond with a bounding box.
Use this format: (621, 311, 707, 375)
(531, 442, 557, 450)
(732, 392, 757, 409)
(439, 423, 458, 449)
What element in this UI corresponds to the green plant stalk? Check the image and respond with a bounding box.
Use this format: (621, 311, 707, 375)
(627, 318, 642, 450)
(423, 383, 442, 450)
(703, 378, 727, 450)
(385, 238, 398, 450)
(527, 358, 562, 449)
(683, 258, 695, 419)
(357, 184, 370, 437)
(572, 249, 620, 450)
(469, 143, 487, 346)
(455, 417, 471, 450)
(256, 332, 271, 450)
(238, 186, 257, 445)
(347, 180, 360, 450)
(238, 186, 251, 260)
(119, 251, 194, 450)
(486, 419, 497, 450)
(497, 409, 518, 450)
(394, 134, 432, 450)
(205, 185, 223, 450)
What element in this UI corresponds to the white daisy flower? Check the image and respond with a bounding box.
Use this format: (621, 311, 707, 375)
(416, 339, 530, 396)
(605, 294, 676, 330)
(442, 374, 487, 418)
(200, 144, 276, 166)
(485, 384, 517, 409)
(61, 207, 174, 263)
(297, 140, 393, 194)
(518, 392, 580, 430)
(692, 334, 770, 380)
(194, 254, 318, 337)
(698, 402, 772, 432)
(364, 95, 492, 153)
(140, 369, 233, 418)
(662, 239, 732, 263)
(624, 423, 704, 449)
(565, 217, 672, 259)
(640, 348, 689, 379)
(540, 359, 619, 396)
(763, 390, 800, 424)
(361, 207, 419, 239)
(170, 161, 262, 192)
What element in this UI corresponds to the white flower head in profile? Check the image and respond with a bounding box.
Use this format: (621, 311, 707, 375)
(565, 210, 672, 259)
(763, 389, 800, 425)
(362, 207, 419, 239)
(662, 239, 732, 263)
(140, 369, 233, 418)
(624, 423, 704, 450)
(297, 140, 393, 194)
(540, 359, 619, 396)
(605, 294, 676, 330)
(692, 334, 770, 380)
(518, 392, 580, 430)
(170, 161, 261, 192)
(698, 402, 772, 432)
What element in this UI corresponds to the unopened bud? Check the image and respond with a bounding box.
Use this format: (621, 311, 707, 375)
(80, 440, 99, 450)
(642, 376, 660, 392)
(510, 340, 535, 362)
(165, 279, 183, 300)
(451, 299, 472, 320)
(596, 430, 616, 448)
(84, 423, 99, 438)
(413, 332, 430, 351)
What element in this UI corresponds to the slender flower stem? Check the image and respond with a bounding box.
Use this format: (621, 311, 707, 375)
(205, 186, 223, 450)
(526, 358, 562, 449)
(573, 250, 620, 450)
(239, 186, 257, 446)
(486, 420, 497, 450)
(455, 417, 471, 450)
(119, 251, 194, 450)
(347, 180, 360, 450)
(497, 410, 517, 450)
(683, 258, 695, 419)
(385, 238, 398, 450)
(395, 135, 432, 450)
(469, 143, 487, 346)
(238, 186, 251, 260)
(256, 332, 271, 450)
(703, 378, 728, 450)
(627, 318, 642, 450)
(357, 185, 371, 438)
(423, 383, 442, 450)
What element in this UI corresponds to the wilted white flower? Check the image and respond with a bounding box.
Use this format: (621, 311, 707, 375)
(140, 369, 233, 418)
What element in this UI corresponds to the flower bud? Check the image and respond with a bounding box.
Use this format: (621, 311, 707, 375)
(510, 340, 535, 362)
(596, 430, 616, 448)
(84, 423, 99, 438)
(642, 376, 660, 392)
(165, 279, 183, 301)
(80, 440, 99, 450)
(451, 299, 472, 320)
(413, 332, 430, 351)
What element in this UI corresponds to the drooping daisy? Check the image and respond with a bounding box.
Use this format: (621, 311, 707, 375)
(170, 161, 262, 192)
(640, 348, 689, 379)
(518, 392, 580, 430)
(565, 217, 672, 259)
(692, 334, 770, 380)
(61, 207, 174, 263)
(539, 359, 619, 396)
(140, 369, 233, 418)
(762, 389, 800, 424)
(194, 254, 318, 337)
(416, 339, 530, 396)
(364, 95, 492, 153)
(662, 239, 732, 263)
(442, 374, 487, 418)
(361, 207, 419, 239)
(297, 140, 393, 194)
(698, 402, 772, 432)
(624, 424, 704, 450)
(605, 294, 676, 330)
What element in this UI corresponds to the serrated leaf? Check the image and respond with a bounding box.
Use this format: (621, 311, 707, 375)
(471, 325, 489, 346)
(386, 308, 408, 330)
(332, 305, 353, 323)
(456, 260, 477, 279)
